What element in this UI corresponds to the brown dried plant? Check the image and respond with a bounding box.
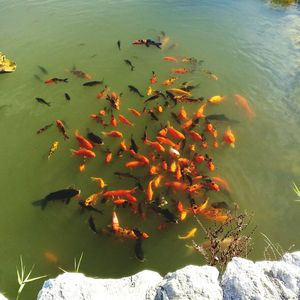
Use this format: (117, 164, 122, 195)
(192, 211, 255, 271)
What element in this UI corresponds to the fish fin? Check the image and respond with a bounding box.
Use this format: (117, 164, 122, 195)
(32, 199, 47, 210)
(65, 198, 71, 204)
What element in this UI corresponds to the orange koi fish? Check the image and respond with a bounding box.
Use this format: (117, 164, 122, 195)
(145, 139, 166, 152)
(125, 161, 146, 168)
(128, 108, 141, 117)
(75, 130, 93, 149)
(165, 181, 187, 191)
(223, 127, 235, 148)
(178, 106, 188, 120)
(99, 109, 106, 116)
(119, 114, 134, 126)
(212, 176, 231, 193)
(110, 114, 117, 127)
(177, 201, 188, 221)
(234, 94, 255, 119)
(172, 68, 190, 74)
(147, 180, 154, 201)
(194, 153, 205, 163)
(102, 130, 123, 138)
(71, 148, 96, 158)
(91, 177, 107, 189)
(167, 126, 185, 140)
(156, 136, 177, 148)
(97, 85, 108, 99)
(175, 163, 182, 180)
(56, 120, 69, 140)
(205, 122, 218, 138)
(161, 77, 178, 86)
(125, 193, 137, 203)
(120, 140, 127, 151)
(105, 150, 112, 163)
(113, 199, 128, 205)
(158, 127, 168, 137)
(134, 153, 150, 165)
(188, 130, 203, 141)
(182, 119, 193, 129)
(156, 105, 163, 113)
(79, 163, 85, 172)
(104, 188, 137, 198)
(43, 251, 58, 265)
(161, 160, 168, 171)
(163, 56, 177, 62)
(195, 103, 207, 118)
(168, 88, 192, 97)
(150, 71, 157, 84)
(208, 95, 225, 104)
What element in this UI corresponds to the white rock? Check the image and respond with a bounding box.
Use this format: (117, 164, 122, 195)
(222, 253, 300, 300)
(0, 294, 8, 300)
(37, 270, 162, 300)
(150, 265, 222, 300)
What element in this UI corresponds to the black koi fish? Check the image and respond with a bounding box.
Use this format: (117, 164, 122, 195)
(38, 65, 48, 74)
(117, 40, 121, 50)
(124, 59, 135, 71)
(36, 97, 50, 107)
(36, 123, 53, 134)
(64, 93, 71, 101)
(83, 80, 103, 87)
(87, 131, 104, 145)
(128, 85, 144, 97)
(32, 188, 80, 209)
(88, 216, 97, 233)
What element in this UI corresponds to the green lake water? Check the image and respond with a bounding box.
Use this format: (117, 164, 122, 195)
(1, 0, 300, 298)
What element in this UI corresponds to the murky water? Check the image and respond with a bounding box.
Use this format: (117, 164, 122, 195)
(1, 0, 300, 298)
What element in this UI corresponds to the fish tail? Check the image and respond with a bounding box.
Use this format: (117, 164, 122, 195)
(64, 78, 68, 83)
(131, 66, 135, 71)
(32, 199, 47, 210)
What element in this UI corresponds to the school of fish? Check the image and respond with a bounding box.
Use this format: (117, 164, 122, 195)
(34, 32, 255, 262)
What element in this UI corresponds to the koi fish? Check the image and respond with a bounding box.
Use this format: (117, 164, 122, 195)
(128, 85, 144, 97)
(112, 211, 120, 231)
(165, 181, 187, 191)
(212, 176, 231, 193)
(75, 130, 93, 149)
(105, 150, 113, 163)
(168, 88, 192, 97)
(117, 40, 121, 50)
(33, 188, 80, 209)
(89, 216, 97, 233)
(146, 180, 154, 201)
(102, 130, 123, 138)
(44, 78, 68, 84)
(178, 106, 187, 120)
(38, 65, 48, 74)
(70, 66, 92, 80)
(83, 192, 102, 206)
(119, 114, 134, 126)
(43, 251, 58, 265)
(36, 123, 53, 134)
(125, 161, 146, 168)
(83, 80, 103, 87)
(48, 141, 59, 160)
(56, 120, 69, 140)
(110, 114, 117, 127)
(167, 126, 185, 140)
(162, 77, 178, 86)
(87, 131, 104, 145)
(150, 71, 157, 84)
(97, 85, 109, 99)
(90, 177, 107, 189)
(223, 127, 235, 148)
(144, 139, 165, 152)
(163, 56, 177, 62)
(156, 136, 177, 148)
(208, 95, 225, 104)
(172, 68, 190, 74)
(178, 228, 197, 240)
(103, 188, 137, 198)
(36, 97, 50, 107)
(124, 59, 135, 71)
(71, 148, 96, 158)
(64, 93, 71, 101)
(128, 108, 141, 117)
(188, 130, 203, 141)
(234, 94, 255, 119)
(147, 86, 153, 96)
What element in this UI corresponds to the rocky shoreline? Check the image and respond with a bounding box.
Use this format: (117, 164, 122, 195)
(2, 252, 300, 300)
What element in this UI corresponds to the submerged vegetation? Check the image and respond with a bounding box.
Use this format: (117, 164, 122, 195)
(269, 0, 298, 6)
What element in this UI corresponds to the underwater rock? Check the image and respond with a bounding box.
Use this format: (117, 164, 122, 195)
(222, 251, 300, 300)
(0, 52, 16, 73)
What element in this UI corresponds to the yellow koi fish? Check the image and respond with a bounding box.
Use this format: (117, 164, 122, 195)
(48, 141, 59, 160)
(178, 227, 197, 240)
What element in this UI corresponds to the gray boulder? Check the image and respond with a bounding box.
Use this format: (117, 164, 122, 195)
(150, 265, 222, 300)
(222, 251, 300, 300)
(37, 270, 162, 300)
